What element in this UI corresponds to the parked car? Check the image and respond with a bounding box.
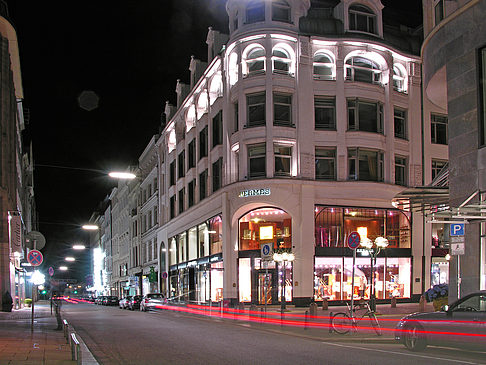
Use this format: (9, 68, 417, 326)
(128, 295, 142, 311)
(140, 293, 165, 312)
(395, 291, 486, 351)
(119, 296, 132, 309)
(95, 296, 105, 305)
(103, 296, 119, 306)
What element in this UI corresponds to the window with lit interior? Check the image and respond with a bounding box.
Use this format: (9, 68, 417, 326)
(348, 4, 376, 34)
(345, 56, 381, 84)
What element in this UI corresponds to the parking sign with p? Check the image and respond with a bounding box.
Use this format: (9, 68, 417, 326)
(450, 223, 464, 236)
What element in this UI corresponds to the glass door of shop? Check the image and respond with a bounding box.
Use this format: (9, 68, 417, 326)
(257, 269, 277, 305)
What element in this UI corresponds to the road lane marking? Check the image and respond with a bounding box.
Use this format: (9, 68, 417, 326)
(323, 342, 482, 364)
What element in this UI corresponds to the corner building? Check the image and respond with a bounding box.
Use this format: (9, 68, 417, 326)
(156, 0, 424, 306)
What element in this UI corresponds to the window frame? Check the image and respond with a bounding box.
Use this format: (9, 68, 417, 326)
(188, 139, 196, 170)
(178, 150, 185, 179)
(212, 111, 223, 148)
(274, 144, 292, 177)
(345, 56, 382, 85)
(431, 159, 447, 181)
(212, 158, 223, 192)
(431, 113, 448, 145)
(315, 147, 336, 180)
(313, 52, 335, 80)
(199, 169, 208, 201)
(348, 4, 376, 35)
(248, 143, 266, 179)
(245, 47, 266, 76)
(188, 179, 196, 208)
(348, 147, 384, 182)
(347, 98, 383, 134)
(394, 155, 407, 186)
(434, 0, 444, 26)
(273, 92, 292, 127)
(199, 126, 208, 160)
(272, 47, 291, 75)
(272, 0, 291, 23)
(170, 161, 176, 186)
(246, 0, 265, 24)
(394, 108, 407, 140)
(247, 92, 266, 128)
(315, 97, 336, 130)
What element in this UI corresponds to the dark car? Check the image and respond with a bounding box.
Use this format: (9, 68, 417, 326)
(395, 291, 486, 351)
(119, 296, 132, 309)
(128, 295, 142, 311)
(140, 293, 165, 311)
(104, 296, 119, 306)
(95, 296, 105, 305)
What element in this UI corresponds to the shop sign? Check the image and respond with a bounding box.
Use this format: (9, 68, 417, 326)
(8, 213, 22, 254)
(238, 188, 271, 198)
(356, 248, 370, 257)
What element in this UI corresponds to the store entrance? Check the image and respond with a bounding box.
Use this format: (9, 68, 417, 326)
(256, 269, 277, 305)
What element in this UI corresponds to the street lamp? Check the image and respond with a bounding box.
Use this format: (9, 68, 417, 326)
(72, 244, 86, 250)
(65, 257, 75, 262)
(108, 171, 137, 179)
(82, 224, 98, 231)
(59, 266, 68, 271)
(273, 252, 295, 312)
(360, 237, 389, 312)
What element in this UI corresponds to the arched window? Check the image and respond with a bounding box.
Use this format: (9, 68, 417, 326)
(272, 47, 291, 74)
(393, 64, 407, 93)
(245, 46, 266, 75)
(246, 1, 265, 24)
(196, 93, 207, 120)
(209, 73, 223, 105)
(348, 4, 376, 34)
(272, 0, 291, 22)
(345, 56, 381, 84)
(313, 52, 335, 79)
(229, 52, 239, 86)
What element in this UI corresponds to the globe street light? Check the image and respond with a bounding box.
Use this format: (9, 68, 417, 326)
(273, 252, 295, 312)
(360, 237, 389, 312)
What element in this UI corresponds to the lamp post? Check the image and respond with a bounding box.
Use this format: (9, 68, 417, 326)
(360, 237, 388, 312)
(273, 252, 295, 313)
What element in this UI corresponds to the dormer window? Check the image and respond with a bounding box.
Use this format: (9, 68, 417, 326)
(313, 52, 335, 80)
(246, 1, 265, 24)
(349, 4, 376, 34)
(272, 0, 291, 23)
(245, 46, 266, 75)
(272, 48, 291, 74)
(345, 56, 381, 84)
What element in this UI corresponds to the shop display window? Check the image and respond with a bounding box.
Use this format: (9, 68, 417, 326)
(196, 268, 210, 303)
(211, 262, 224, 302)
(239, 258, 252, 302)
(277, 261, 293, 302)
(188, 227, 197, 261)
(169, 238, 177, 266)
(178, 233, 187, 264)
(314, 257, 411, 301)
(198, 223, 210, 257)
(431, 258, 449, 286)
(209, 215, 223, 254)
(239, 207, 292, 251)
(315, 206, 411, 248)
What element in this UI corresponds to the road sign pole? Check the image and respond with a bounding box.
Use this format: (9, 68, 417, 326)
(350, 249, 356, 318)
(457, 255, 461, 300)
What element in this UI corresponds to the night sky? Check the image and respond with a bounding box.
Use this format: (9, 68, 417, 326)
(7, 0, 421, 281)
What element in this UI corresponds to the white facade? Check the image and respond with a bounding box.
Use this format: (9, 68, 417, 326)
(153, 0, 428, 305)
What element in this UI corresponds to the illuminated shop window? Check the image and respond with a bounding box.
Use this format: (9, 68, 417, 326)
(313, 52, 334, 80)
(209, 215, 223, 254)
(239, 207, 292, 251)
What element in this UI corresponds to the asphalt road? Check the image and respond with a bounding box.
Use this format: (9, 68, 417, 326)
(61, 302, 486, 365)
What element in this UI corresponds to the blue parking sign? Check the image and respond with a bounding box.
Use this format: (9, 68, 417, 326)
(450, 223, 464, 236)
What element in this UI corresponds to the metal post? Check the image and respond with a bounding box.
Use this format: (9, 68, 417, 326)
(457, 255, 461, 299)
(281, 261, 286, 312)
(350, 249, 356, 318)
(31, 284, 35, 331)
(370, 253, 376, 312)
(264, 265, 268, 315)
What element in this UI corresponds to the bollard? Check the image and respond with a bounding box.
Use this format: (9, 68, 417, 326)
(250, 304, 257, 320)
(329, 312, 334, 333)
(304, 310, 308, 330)
(391, 296, 397, 308)
(322, 298, 328, 311)
(309, 302, 317, 317)
(419, 295, 426, 312)
(63, 320, 69, 343)
(55, 304, 63, 330)
(70, 332, 82, 365)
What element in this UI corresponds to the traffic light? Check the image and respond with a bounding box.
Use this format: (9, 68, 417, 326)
(41, 290, 47, 295)
(74, 290, 78, 294)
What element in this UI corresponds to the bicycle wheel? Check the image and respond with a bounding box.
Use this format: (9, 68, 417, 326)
(332, 312, 351, 334)
(368, 312, 382, 336)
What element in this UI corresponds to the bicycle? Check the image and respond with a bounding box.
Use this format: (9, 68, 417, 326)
(331, 301, 382, 336)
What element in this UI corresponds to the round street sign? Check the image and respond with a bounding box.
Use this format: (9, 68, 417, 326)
(161, 272, 168, 279)
(27, 250, 43, 267)
(48, 267, 54, 276)
(347, 232, 361, 249)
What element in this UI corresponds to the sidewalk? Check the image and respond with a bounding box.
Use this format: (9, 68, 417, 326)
(0, 301, 98, 365)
